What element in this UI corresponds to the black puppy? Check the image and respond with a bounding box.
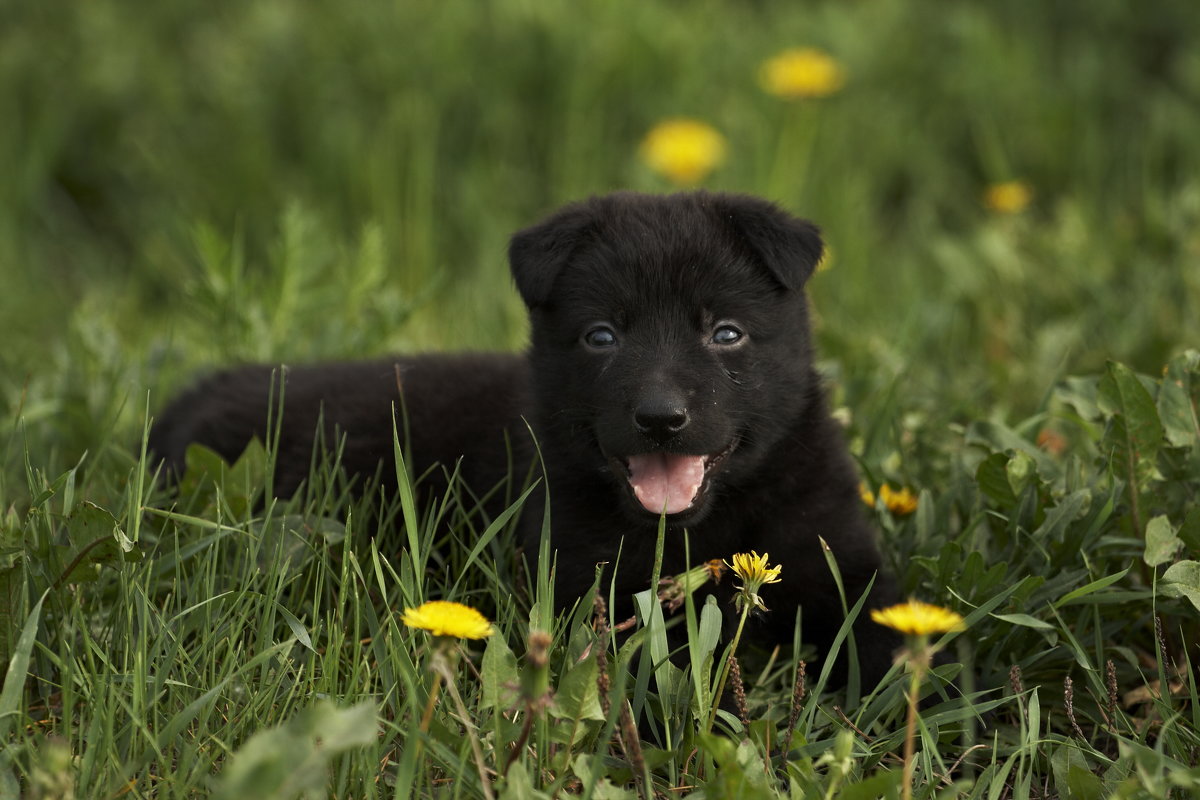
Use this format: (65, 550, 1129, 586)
(150, 191, 901, 685)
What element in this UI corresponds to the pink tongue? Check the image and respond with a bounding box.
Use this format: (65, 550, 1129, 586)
(626, 453, 706, 514)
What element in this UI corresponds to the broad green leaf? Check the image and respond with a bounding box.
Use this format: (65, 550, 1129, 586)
(695, 733, 771, 797)
(1158, 350, 1200, 447)
(976, 452, 1017, 506)
(1179, 507, 1200, 555)
(481, 633, 518, 710)
(1160, 560, 1200, 612)
(840, 771, 903, 800)
(178, 442, 230, 500)
(1051, 744, 1103, 800)
(214, 700, 377, 800)
(498, 760, 552, 799)
(59, 502, 142, 583)
(549, 654, 604, 721)
(1143, 515, 1181, 567)
(225, 436, 267, 516)
(1067, 765, 1106, 800)
(1098, 361, 1164, 490)
(571, 755, 637, 800)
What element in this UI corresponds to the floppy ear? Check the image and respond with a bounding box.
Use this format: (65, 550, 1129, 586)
(508, 202, 597, 309)
(717, 194, 824, 290)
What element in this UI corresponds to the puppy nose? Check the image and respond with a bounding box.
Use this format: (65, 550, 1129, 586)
(634, 402, 690, 442)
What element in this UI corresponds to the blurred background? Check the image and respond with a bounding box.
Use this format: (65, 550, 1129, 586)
(2, 0, 1198, 476)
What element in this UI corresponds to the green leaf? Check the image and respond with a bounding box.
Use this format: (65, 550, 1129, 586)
(225, 437, 267, 517)
(1006, 450, 1038, 496)
(1034, 490, 1091, 544)
(1143, 515, 1181, 567)
(256, 514, 345, 570)
(59, 502, 142, 583)
(178, 442, 230, 499)
(1099, 361, 1164, 490)
(1158, 350, 1200, 447)
(687, 594, 722, 713)
(1057, 375, 1102, 421)
(840, 771, 902, 800)
(993, 612, 1056, 630)
(695, 733, 771, 797)
(1179, 507, 1200, 555)
(1054, 565, 1132, 608)
(0, 754, 17, 800)
(1051, 744, 1104, 800)
(966, 420, 1057, 474)
(549, 654, 604, 721)
(1160, 560, 1200, 612)
(976, 452, 1017, 506)
(274, 602, 314, 652)
(498, 760, 553, 799)
(481, 633, 518, 710)
(213, 700, 377, 800)
(1067, 765, 1106, 800)
(571, 755, 638, 800)
(0, 591, 47, 741)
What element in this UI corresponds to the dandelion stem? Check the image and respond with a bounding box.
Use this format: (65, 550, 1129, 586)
(433, 652, 496, 800)
(901, 638, 929, 800)
(411, 663, 443, 781)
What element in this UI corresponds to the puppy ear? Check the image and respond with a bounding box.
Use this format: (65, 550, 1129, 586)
(717, 195, 824, 290)
(508, 203, 597, 308)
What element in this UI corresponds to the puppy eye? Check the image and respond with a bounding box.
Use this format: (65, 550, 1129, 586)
(583, 326, 618, 349)
(711, 325, 744, 346)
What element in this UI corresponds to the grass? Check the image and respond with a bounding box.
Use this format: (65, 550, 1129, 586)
(2, 0, 1200, 796)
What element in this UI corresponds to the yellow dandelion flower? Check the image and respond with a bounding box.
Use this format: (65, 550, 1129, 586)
(727, 551, 782, 611)
(880, 484, 919, 515)
(862, 483, 919, 515)
(401, 600, 493, 640)
(639, 118, 727, 185)
(758, 47, 846, 100)
(729, 551, 783, 588)
(870, 599, 965, 637)
(983, 180, 1033, 214)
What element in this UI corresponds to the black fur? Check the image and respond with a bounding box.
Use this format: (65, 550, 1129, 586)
(150, 191, 902, 686)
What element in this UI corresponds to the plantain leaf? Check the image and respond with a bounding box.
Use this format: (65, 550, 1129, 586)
(1160, 560, 1200, 612)
(1144, 515, 1182, 567)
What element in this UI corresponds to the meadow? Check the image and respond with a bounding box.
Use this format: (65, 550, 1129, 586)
(2, 0, 1199, 796)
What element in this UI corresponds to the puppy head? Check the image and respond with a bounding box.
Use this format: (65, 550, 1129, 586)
(509, 191, 826, 525)
(510, 191, 823, 306)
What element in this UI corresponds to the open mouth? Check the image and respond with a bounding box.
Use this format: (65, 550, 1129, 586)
(611, 442, 735, 516)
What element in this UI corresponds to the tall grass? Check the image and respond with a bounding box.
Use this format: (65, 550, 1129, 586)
(2, 0, 1199, 796)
